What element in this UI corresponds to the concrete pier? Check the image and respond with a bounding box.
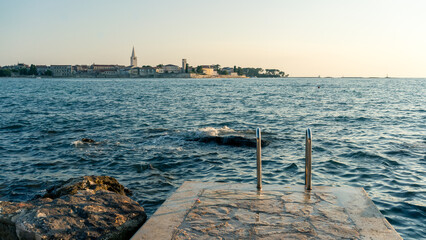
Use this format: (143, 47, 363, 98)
(131, 181, 401, 239)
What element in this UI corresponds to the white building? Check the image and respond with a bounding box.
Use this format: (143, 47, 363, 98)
(202, 66, 217, 76)
(140, 66, 156, 76)
(50, 65, 72, 77)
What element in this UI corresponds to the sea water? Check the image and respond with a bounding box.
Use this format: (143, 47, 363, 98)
(0, 77, 424, 239)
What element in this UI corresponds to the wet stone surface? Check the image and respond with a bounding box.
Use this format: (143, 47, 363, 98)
(132, 182, 401, 240)
(173, 189, 359, 239)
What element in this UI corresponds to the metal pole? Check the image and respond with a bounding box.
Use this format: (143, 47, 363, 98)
(256, 128, 262, 190)
(305, 128, 312, 190)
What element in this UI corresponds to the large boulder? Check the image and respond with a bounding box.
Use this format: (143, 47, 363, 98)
(0, 176, 146, 240)
(42, 176, 132, 199)
(0, 202, 35, 240)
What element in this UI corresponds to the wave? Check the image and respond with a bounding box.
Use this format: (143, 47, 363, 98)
(384, 149, 412, 157)
(197, 126, 235, 136)
(339, 150, 388, 161)
(40, 130, 60, 134)
(189, 135, 270, 147)
(283, 163, 298, 172)
(133, 126, 274, 148)
(188, 126, 271, 147)
(0, 124, 25, 130)
(323, 159, 349, 169)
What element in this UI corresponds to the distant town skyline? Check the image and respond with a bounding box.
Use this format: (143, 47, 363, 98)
(1, 0, 426, 77)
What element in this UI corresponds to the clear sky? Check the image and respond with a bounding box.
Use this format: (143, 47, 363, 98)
(1, 0, 425, 77)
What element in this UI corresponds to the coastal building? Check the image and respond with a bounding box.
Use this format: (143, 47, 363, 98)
(164, 64, 180, 74)
(118, 68, 131, 78)
(89, 64, 125, 76)
(129, 67, 140, 76)
(139, 66, 156, 76)
(199, 64, 215, 69)
(182, 59, 187, 73)
(91, 64, 117, 72)
(222, 67, 234, 74)
(130, 47, 137, 67)
(221, 67, 238, 76)
(17, 63, 29, 69)
(155, 67, 165, 74)
(202, 66, 217, 76)
(36, 65, 49, 75)
(100, 70, 120, 76)
(50, 65, 72, 77)
(3, 63, 30, 71)
(74, 65, 89, 73)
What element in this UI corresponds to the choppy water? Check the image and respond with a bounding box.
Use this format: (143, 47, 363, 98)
(0, 77, 425, 239)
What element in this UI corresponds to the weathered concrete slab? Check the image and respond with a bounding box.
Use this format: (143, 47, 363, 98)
(132, 182, 401, 240)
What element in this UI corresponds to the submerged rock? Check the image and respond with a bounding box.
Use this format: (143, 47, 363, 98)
(72, 138, 101, 147)
(0, 176, 146, 240)
(81, 138, 95, 143)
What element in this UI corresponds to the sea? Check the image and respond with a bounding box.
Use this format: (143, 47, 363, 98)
(0, 77, 424, 239)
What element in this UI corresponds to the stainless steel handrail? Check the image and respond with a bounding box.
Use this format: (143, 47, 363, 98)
(305, 128, 312, 190)
(256, 128, 262, 190)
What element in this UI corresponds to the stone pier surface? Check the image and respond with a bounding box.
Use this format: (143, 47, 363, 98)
(132, 181, 401, 240)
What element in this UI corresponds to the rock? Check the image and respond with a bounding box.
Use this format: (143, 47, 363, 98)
(0, 176, 146, 240)
(81, 138, 95, 143)
(42, 175, 132, 199)
(192, 135, 271, 147)
(16, 190, 146, 240)
(0, 202, 35, 240)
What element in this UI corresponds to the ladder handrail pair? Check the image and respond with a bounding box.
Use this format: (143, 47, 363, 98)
(256, 128, 312, 191)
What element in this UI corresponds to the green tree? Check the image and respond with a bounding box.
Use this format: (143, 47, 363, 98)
(28, 64, 37, 75)
(156, 64, 164, 68)
(213, 64, 220, 71)
(217, 69, 229, 75)
(196, 66, 203, 74)
(0, 69, 12, 77)
(19, 68, 28, 75)
(242, 68, 263, 77)
(237, 67, 243, 76)
(44, 70, 53, 76)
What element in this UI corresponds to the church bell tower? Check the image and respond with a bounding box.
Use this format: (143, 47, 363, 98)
(130, 47, 137, 67)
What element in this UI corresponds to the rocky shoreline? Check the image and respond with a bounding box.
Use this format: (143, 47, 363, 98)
(0, 176, 146, 240)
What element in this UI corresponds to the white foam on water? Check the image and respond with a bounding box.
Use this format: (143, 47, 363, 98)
(72, 140, 84, 146)
(197, 126, 235, 136)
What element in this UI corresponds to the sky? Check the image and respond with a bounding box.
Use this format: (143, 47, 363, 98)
(1, 0, 426, 77)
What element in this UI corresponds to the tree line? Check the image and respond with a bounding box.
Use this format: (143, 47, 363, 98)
(0, 64, 52, 77)
(190, 65, 288, 77)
